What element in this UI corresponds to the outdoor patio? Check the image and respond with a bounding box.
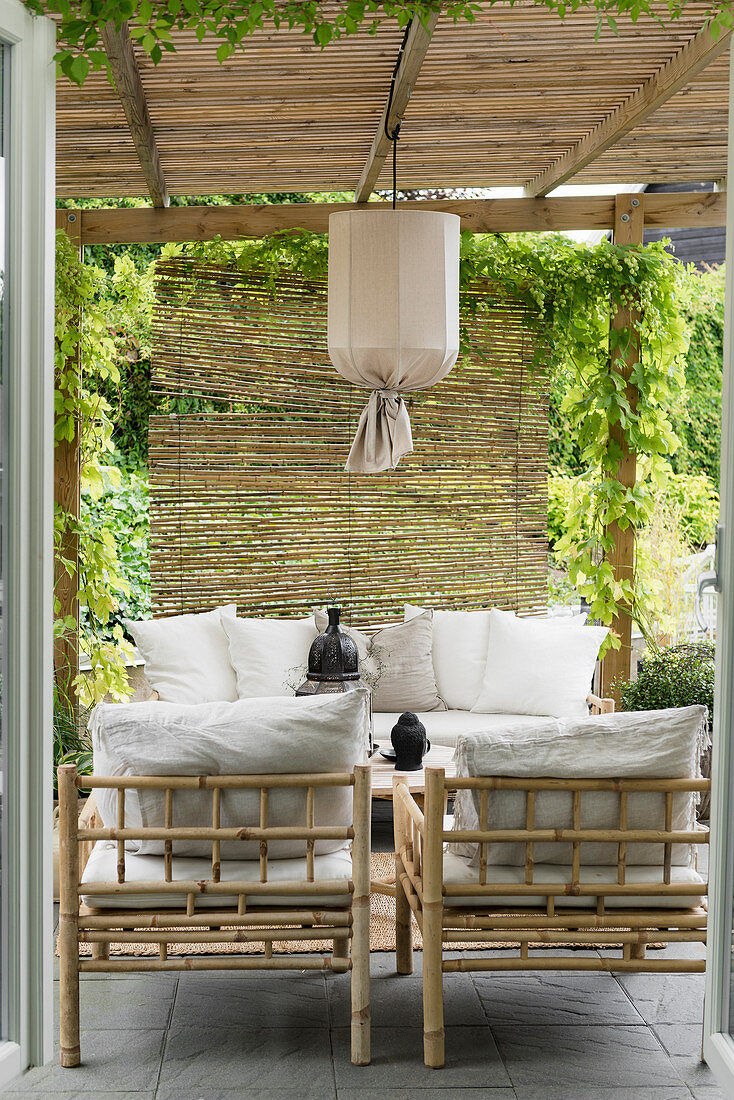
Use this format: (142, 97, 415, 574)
(25, 808, 720, 1099)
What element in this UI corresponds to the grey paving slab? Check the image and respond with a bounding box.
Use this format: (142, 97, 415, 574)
(158, 1026, 336, 1094)
(157, 1089, 336, 1100)
(328, 972, 486, 1028)
(472, 971, 645, 1027)
(8, 1093, 155, 1099)
(337, 1091, 517, 1099)
(52, 976, 176, 1031)
(511, 1089, 693, 1100)
(171, 971, 329, 1029)
(332, 1025, 511, 1089)
(652, 1024, 726, 1096)
(614, 973, 706, 1024)
(4, 1029, 165, 1093)
(492, 1024, 682, 1090)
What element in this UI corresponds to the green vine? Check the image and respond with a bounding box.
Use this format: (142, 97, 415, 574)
(55, 228, 135, 706)
(178, 229, 691, 651)
(22, 0, 734, 86)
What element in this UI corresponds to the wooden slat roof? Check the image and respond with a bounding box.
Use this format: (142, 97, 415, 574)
(56, 2, 730, 198)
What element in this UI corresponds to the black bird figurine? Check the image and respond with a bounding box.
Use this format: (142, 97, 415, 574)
(390, 712, 430, 771)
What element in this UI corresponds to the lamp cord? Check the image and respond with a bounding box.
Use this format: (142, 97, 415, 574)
(384, 19, 412, 209)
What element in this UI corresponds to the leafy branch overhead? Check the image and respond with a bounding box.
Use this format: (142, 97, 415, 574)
(23, 0, 734, 85)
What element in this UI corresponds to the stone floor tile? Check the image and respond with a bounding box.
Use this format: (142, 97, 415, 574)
(512, 1089, 692, 1100)
(652, 1023, 726, 1095)
(472, 971, 645, 1027)
(337, 1090, 517, 1099)
(332, 1025, 511, 1089)
(614, 974, 706, 1024)
(157, 1089, 336, 1100)
(171, 971, 329, 1029)
(158, 1026, 335, 1093)
(52, 976, 176, 1031)
(492, 1023, 682, 1089)
(4, 1029, 165, 1093)
(328, 972, 486, 1028)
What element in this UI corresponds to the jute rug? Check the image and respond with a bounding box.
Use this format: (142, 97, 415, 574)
(61, 853, 662, 957)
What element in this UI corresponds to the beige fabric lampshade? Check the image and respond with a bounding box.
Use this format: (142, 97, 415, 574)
(328, 209, 460, 473)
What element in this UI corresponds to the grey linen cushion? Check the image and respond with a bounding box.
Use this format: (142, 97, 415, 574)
(314, 608, 446, 712)
(450, 705, 709, 868)
(91, 689, 370, 861)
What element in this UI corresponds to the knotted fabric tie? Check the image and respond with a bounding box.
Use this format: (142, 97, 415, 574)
(346, 389, 414, 474)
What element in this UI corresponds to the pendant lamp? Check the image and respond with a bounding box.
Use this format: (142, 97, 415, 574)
(327, 208, 460, 474)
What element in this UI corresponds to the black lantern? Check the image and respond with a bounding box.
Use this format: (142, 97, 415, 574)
(296, 607, 363, 696)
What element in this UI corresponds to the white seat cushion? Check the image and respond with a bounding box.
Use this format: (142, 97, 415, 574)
(372, 710, 544, 749)
(442, 850, 705, 909)
(81, 841, 353, 909)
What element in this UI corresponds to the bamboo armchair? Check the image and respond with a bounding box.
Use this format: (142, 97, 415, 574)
(58, 762, 371, 1068)
(393, 766, 710, 1069)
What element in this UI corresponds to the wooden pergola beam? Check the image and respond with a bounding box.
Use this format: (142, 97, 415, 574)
(354, 12, 440, 203)
(525, 24, 732, 198)
(59, 191, 727, 245)
(100, 21, 169, 208)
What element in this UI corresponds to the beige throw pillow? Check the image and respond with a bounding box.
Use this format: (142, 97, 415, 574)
(314, 608, 446, 713)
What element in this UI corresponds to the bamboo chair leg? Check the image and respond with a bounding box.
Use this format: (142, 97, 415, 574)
(423, 768, 445, 1069)
(58, 765, 81, 1068)
(630, 943, 646, 961)
(395, 852, 413, 975)
(351, 765, 371, 1066)
(91, 942, 110, 962)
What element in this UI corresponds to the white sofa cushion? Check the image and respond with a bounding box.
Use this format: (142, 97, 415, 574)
(472, 609, 607, 717)
(223, 614, 317, 698)
(450, 706, 708, 868)
(91, 690, 370, 861)
(404, 604, 490, 710)
(314, 608, 446, 712)
(81, 842, 352, 909)
(372, 710, 544, 749)
(442, 850, 704, 909)
(123, 604, 238, 705)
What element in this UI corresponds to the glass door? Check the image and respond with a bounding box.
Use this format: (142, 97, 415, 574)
(704, 45, 734, 1096)
(0, 0, 55, 1086)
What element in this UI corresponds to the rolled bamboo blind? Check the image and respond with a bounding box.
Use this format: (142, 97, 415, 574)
(148, 258, 549, 627)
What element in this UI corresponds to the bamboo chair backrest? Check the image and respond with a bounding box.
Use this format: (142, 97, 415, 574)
(421, 768, 709, 916)
(60, 766, 371, 917)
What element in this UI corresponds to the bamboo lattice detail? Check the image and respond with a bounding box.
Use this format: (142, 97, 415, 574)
(148, 260, 549, 624)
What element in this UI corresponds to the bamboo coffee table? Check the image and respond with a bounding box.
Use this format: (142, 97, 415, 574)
(369, 743, 456, 898)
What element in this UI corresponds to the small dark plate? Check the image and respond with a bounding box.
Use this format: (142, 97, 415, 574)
(379, 746, 397, 761)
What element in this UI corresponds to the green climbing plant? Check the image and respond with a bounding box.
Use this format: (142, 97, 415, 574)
(55, 228, 136, 706)
(22, 0, 734, 86)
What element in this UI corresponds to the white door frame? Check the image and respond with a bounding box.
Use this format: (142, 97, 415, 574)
(0, 0, 55, 1084)
(704, 44, 734, 1093)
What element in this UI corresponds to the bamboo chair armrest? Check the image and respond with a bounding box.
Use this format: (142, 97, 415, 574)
(392, 776, 425, 838)
(587, 692, 615, 714)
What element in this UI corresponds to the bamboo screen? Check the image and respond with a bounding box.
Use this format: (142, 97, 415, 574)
(148, 258, 549, 626)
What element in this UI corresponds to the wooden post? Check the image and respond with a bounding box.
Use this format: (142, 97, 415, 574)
(58, 763, 81, 1067)
(350, 764, 371, 1066)
(601, 194, 644, 700)
(422, 767, 445, 1069)
(54, 211, 83, 712)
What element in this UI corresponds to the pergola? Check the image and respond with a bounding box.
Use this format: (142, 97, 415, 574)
(54, 2, 732, 696)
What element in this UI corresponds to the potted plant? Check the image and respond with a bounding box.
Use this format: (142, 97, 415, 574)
(619, 642, 715, 818)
